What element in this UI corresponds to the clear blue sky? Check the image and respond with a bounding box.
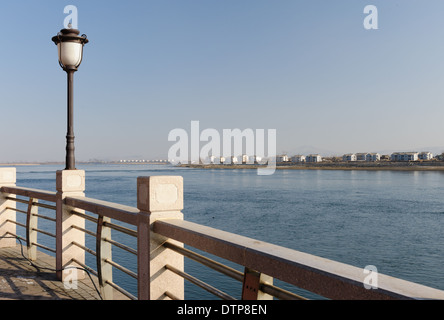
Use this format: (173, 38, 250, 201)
(1, 0, 444, 162)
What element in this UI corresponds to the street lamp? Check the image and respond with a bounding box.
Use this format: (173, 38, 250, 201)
(51, 27, 88, 170)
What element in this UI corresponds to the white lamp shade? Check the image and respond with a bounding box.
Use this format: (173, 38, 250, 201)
(58, 41, 83, 68)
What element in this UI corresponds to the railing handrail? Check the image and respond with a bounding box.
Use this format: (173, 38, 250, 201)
(1, 186, 57, 202)
(65, 195, 139, 225)
(0, 186, 140, 226)
(153, 219, 444, 300)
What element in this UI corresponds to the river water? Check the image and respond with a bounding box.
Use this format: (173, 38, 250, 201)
(11, 164, 444, 299)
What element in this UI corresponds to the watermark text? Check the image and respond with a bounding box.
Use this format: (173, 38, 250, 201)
(168, 121, 277, 175)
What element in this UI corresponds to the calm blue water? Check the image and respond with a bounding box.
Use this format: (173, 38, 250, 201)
(10, 164, 444, 299)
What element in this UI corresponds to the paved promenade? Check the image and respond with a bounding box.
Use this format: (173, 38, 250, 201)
(0, 245, 123, 300)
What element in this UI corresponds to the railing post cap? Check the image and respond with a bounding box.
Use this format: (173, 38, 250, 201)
(0, 167, 16, 186)
(56, 169, 85, 192)
(137, 176, 183, 212)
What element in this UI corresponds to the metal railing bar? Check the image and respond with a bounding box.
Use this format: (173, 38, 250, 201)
(103, 237, 137, 255)
(32, 227, 56, 238)
(72, 241, 97, 257)
(6, 207, 28, 215)
(3, 232, 25, 242)
(164, 291, 180, 300)
(70, 224, 137, 255)
(104, 258, 137, 279)
(7, 219, 26, 229)
(6, 196, 29, 205)
(69, 215, 138, 255)
(71, 225, 97, 238)
(260, 283, 308, 300)
(103, 221, 137, 238)
(71, 210, 98, 223)
(32, 242, 56, 254)
(5, 197, 55, 210)
(70, 210, 137, 237)
(33, 202, 56, 210)
(165, 264, 237, 300)
(72, 258, 98, 277)
(32, 213, 56, 222)
(164, 241, 244, 282)
(105, 280, 136, 300)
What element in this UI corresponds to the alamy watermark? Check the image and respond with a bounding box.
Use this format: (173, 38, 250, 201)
(168, 121, 277, 175)
(363, 265, 378, 290)
(363, 5, 378, 30)
(63, 265, 79, 290)
(63, 5, 78, 29)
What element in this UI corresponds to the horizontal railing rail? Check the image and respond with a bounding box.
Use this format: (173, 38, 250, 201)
(2, 186, 57, 202)
(65, 196, 139, 225)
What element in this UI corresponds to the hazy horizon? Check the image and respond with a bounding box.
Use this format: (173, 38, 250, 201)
(2, 143, 444, 164)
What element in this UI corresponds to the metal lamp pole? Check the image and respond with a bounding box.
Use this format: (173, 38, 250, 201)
(52, 28, 88, 170)
(66, 68, 76, 170)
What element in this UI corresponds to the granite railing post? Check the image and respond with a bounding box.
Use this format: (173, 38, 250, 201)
(97, 215, 113, 300)
(0, 168, 16, 248)
(26, 198, 38, 260)
(56, 169, 86, 282)
(137, 176, 184, 300)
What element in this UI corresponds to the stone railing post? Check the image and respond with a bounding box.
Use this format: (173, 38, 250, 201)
(137, 176, 184, 300)
(56, 169, 86, 282)
(97, 215, 113, 300)
(26, 198, 38, 260)
(0, 168, 16, 248)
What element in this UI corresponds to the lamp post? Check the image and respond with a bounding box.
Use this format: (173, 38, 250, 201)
(52, 27, 88, 170)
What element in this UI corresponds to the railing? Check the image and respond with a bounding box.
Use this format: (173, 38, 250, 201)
(1, 167, 444, 300)
(65, 196, 140, 299)
(0, 185, 140, 299)
(1, 187, 58, 258)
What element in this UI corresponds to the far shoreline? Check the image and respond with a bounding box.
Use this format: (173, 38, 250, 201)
(3, 161, 444, 171)
(0, 163, 41, 166)
(178, 162, 444, 171)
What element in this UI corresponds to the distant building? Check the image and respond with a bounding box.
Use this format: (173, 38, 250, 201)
(356, 153, 367, 161)
(241, 154, 249, 164)
(253, 155, 262, 164)
(306, 154, 322, 163)
(342, 153, 357, 162)
(366, 153, 380, 162)
(231, 156, 238, 164)
(418, 152, 433, 160)
(391, 152, 419, 161)
(277, 155, 289, 163)
(220, 156, 226, 164)
(291, 155, 306, 163)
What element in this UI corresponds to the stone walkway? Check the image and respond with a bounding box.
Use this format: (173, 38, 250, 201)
(0, 245, 127, 300)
